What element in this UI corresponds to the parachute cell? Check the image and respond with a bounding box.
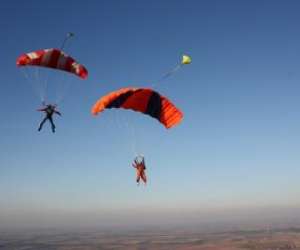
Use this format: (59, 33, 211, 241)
(91, 87, 183, 129)
(16, 48, 88, 79)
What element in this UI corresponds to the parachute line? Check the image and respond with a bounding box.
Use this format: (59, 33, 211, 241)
(21, 67, 43, 102)
(60, 32, 74, 51)
(152, 64, 182, 88)
(151, 54, 191, 88)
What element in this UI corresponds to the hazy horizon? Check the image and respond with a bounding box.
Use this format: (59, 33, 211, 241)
(1, 204, 300, 232)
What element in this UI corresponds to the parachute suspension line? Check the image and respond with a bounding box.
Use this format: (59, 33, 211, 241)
(116, 110, 124, 130)
(112, 109, 120, 129)
(161, 64, 182, 81)
(39, 69, 50, 104)
(106, 110, 116, 130)
(39, 70, 49, 103)
(130, 124, 139, 157)
(113, 111, 139, 157)
(53, 32, 74, 105)
(108, 110, 138, 156)
(60, 32, 74, 51)
(32, 67, 45, 103)
(32, 66, 44, 102)
(54, 71, 73, 105)
(151, 64, 182, 89)
(151, 54, 191, 88)
(21, 67, 43, 102)
(123, 113, 139, 157)
(55, 79, 72, 105)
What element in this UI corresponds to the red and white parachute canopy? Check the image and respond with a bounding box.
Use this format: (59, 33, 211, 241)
(16, 48, 88, 79)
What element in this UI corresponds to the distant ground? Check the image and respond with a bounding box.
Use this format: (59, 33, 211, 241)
(1, 227, 300, 249)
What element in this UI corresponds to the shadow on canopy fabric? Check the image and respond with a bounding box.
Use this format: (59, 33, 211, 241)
(91, 87, 183, 129)
(16, 48, 88, 79)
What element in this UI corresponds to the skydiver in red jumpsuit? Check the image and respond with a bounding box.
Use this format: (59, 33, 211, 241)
(37, 104, 61, 133)
(132, 156, 147, 185)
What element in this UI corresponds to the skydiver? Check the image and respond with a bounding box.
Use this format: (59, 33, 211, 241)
(132, 155, 147, 185)
(37, 104, 61, 133)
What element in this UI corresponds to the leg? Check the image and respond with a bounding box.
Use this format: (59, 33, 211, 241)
(141, 172, 147, 184)
(136, 172, 141, 184)
(38, 117, 48, 131)
(49, 116, 56, 133)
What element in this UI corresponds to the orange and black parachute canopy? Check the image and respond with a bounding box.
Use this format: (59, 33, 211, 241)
(91, 87, 183, 129)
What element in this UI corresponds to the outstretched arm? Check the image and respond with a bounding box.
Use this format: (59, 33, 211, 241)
(37, 108, 46, 112)
(54, 110, 62, 116)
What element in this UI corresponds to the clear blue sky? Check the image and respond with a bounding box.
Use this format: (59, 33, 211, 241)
(1, 0, 300, 229)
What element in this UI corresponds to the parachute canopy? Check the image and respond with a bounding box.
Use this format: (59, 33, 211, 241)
(16, 48, 88, 79)
(182, 54, 192, 65)
(92, 87, 183, 129)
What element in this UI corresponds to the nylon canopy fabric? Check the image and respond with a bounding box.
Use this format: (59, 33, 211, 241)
(91, 87, 183, 129)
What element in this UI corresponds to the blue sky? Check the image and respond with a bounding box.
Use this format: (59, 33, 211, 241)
(1, 0, 300, 229)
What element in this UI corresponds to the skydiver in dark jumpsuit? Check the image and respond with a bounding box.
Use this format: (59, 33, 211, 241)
(37, 104, 61, 133)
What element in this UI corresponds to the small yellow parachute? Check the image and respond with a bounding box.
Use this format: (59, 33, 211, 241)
(182, 54, 192, 65)
(153, 53, 192, 86)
